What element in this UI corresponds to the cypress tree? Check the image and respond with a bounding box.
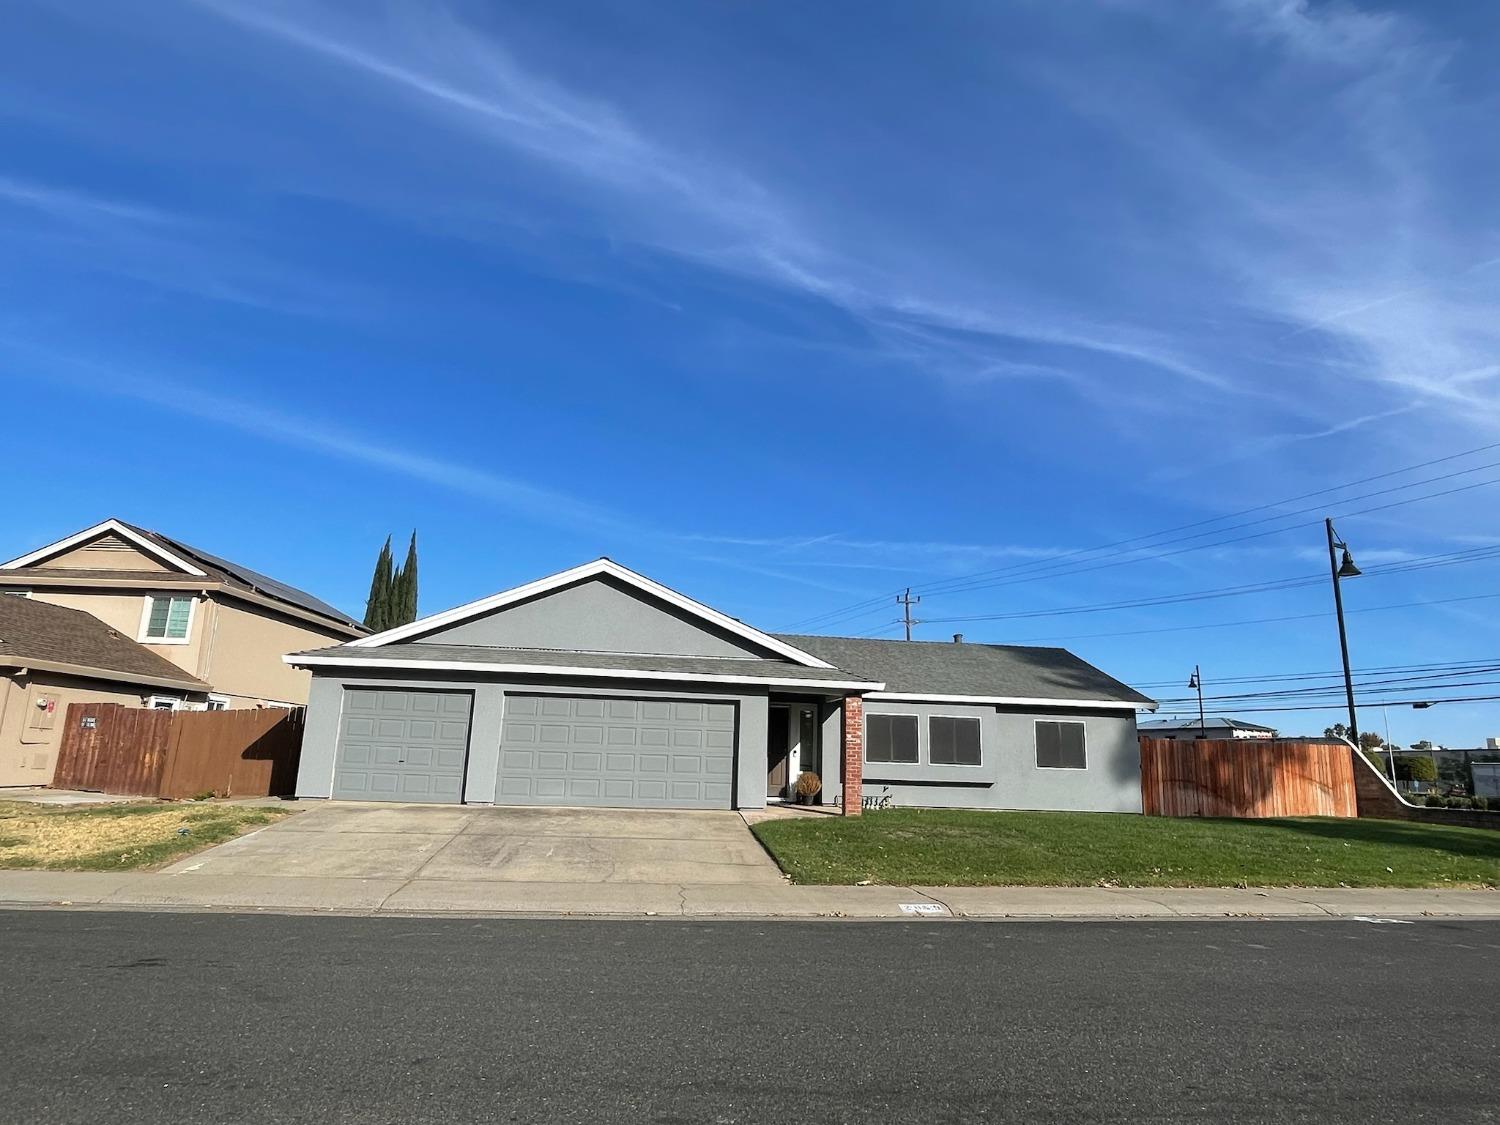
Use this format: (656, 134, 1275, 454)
(393, 531, 419, 626)
(363, 536, 395, 631)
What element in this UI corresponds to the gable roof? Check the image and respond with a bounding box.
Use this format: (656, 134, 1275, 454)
(774, 634, 1156, 709)
(0, 595, 210, 693)
(1, 519, 363, 634)
(348, 559, 836, 669)
(1140, 716, 1276, 732)
(287, 643, 883, 691)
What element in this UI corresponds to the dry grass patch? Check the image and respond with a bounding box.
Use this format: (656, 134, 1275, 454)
(0, 800, 290, 871)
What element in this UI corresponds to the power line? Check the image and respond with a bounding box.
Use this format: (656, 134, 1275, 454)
(790, 464, 1500, 635)
(1133, 657, 1500, 690)
(1149, 691, 1500, 716)
(1005, 590, 1500, 644)
(913, 543, 1500, 627)
(1153, 671, 1500, 707)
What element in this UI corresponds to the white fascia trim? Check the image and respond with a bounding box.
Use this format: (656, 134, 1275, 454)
(344, 558, 837, 669)
(1, 519, 208, 576)
(286, 654, 882, 692)
(864, 691, 1157, 712)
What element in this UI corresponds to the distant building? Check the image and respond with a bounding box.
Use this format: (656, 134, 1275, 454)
(1138, 716, 1278, 741)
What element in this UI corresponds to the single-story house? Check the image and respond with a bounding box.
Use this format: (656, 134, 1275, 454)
(1138, 716, 1278, 741)
(287, 559, 1156, 813)
(0, 595, 212, 786)
(1, 518, 366, 715)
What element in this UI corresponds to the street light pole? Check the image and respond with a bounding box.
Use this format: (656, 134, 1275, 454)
(1325, 518, 1360, 747)
(1188, 666, 1206, 738)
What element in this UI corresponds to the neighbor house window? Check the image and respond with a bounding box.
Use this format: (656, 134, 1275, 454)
(141, 595, 193, 642)
(930, 716, 982, 766)
(147, 696, 181, 711)
(1036, 720, 1087, 769)
(865, 714, 918, 764)
(205, 696, 229, 712)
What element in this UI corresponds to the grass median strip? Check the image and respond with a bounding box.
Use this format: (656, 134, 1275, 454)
(0, 800, 291, 871)
(750, 809, 1500, 888)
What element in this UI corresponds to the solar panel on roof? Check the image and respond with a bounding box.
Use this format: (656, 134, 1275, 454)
(137, 527, 362, 629)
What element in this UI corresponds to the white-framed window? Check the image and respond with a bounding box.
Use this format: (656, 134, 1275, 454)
(138, 594, 195, 643)
(929, 716, 982, 766)
(1035, 720, 1087, 770)
(146, 695, 182, 711)
(865, 714, 919, 764)
(2, 588, 31, 598)
(205, 695, 229, 711)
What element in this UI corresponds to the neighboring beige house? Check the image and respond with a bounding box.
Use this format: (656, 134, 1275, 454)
(0, 594, 213, 786)
(0, 519, 365, 719)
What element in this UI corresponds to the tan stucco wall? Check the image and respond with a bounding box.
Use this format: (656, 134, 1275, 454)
(24, 588, 350, 706)
(0, 673, 154, 787)
(39, 543, 175, 571)
(200, 601, 348, 706)
(26, 589, 209, 680)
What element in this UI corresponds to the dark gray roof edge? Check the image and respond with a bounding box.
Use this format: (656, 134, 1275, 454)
(119, 521, 365, 632)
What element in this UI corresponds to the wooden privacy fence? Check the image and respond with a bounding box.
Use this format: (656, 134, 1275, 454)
(51, 703, 303, 799)
(1139, 737, 1357, 819)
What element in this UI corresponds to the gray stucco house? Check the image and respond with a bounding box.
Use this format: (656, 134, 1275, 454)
(287, 559, 1156, 814)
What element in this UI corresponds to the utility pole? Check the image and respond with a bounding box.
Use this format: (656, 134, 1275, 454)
(897, 588, 921, 641)
(1325, 518, 1361, 748)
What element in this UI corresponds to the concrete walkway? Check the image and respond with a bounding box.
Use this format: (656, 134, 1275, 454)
(4, 800, 1497, 920)
(1, 870, 1496, 920)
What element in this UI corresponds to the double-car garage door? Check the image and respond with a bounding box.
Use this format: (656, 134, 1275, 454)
(331, 689, 737, 808)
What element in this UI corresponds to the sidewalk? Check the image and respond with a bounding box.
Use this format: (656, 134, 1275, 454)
(1, 869, 1496, 920)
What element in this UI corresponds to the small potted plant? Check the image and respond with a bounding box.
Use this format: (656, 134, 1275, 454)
(793, 770, 821, 805)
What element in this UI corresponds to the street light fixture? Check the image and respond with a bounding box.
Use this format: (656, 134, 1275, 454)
(1187, 666, 1206, 738)
(1324, 518, 1361, 747)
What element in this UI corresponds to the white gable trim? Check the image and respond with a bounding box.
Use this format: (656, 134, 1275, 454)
(1, 519, 208, 576)
(864, 691, 1156, 712)
(287, 653, 880, 691)
(347, 558, 837, 668)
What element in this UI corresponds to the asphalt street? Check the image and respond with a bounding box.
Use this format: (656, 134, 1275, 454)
(2, 910, 1497, 1124)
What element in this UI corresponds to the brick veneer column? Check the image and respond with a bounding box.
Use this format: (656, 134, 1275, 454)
(841, 694, 864, 816)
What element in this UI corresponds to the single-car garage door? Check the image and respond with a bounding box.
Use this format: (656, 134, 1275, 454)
(498, 694, 736, 809)
(332, 689, 473, 803)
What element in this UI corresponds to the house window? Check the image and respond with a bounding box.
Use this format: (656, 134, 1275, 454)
(865, 714, 918, 764)
(205, 696, 229, 712)
(141, 595, 193, 642)
(1036, 720, 1087, 770)
(147, 696, 181, 711)
(930, 716, 982, 766)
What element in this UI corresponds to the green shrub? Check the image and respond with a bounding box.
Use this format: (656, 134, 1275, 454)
(1398, 755, 1438, 783)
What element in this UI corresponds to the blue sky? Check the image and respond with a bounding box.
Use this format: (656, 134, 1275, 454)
(4, 0, 1500, 746)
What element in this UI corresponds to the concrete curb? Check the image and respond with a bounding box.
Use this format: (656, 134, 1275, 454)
(1, 872, 1497, 921)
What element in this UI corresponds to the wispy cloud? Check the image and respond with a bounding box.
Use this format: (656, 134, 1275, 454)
(0, 170, 375, 317)
(180, 0, 1264, 407)
(9, 341, 647, 538)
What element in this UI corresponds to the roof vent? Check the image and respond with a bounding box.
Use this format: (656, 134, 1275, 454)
(952, 633, 964, 644)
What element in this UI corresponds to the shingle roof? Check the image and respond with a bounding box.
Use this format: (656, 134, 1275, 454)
(287, 643, 882, 686)
(0, 521, 363, 633)
(772, 634, 1155, 705)
(1140, 716, 1277, 732)
(119, 523, 363, 631)
(0, 596, 210, 691)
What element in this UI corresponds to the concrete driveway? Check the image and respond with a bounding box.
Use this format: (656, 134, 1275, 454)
(163, 804, 787, 903)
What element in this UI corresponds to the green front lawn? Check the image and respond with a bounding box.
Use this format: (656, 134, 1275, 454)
(0, 800, 291, 871)
(750, 809, 1500, 888)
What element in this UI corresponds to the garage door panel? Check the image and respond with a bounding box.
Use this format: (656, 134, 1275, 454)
(332, 689, 472, 803)
(497, 693, 736, 809)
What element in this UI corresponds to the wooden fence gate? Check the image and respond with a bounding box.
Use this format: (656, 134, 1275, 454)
(1139, 737, 1357, 818)
(51, 703, 304, 799)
